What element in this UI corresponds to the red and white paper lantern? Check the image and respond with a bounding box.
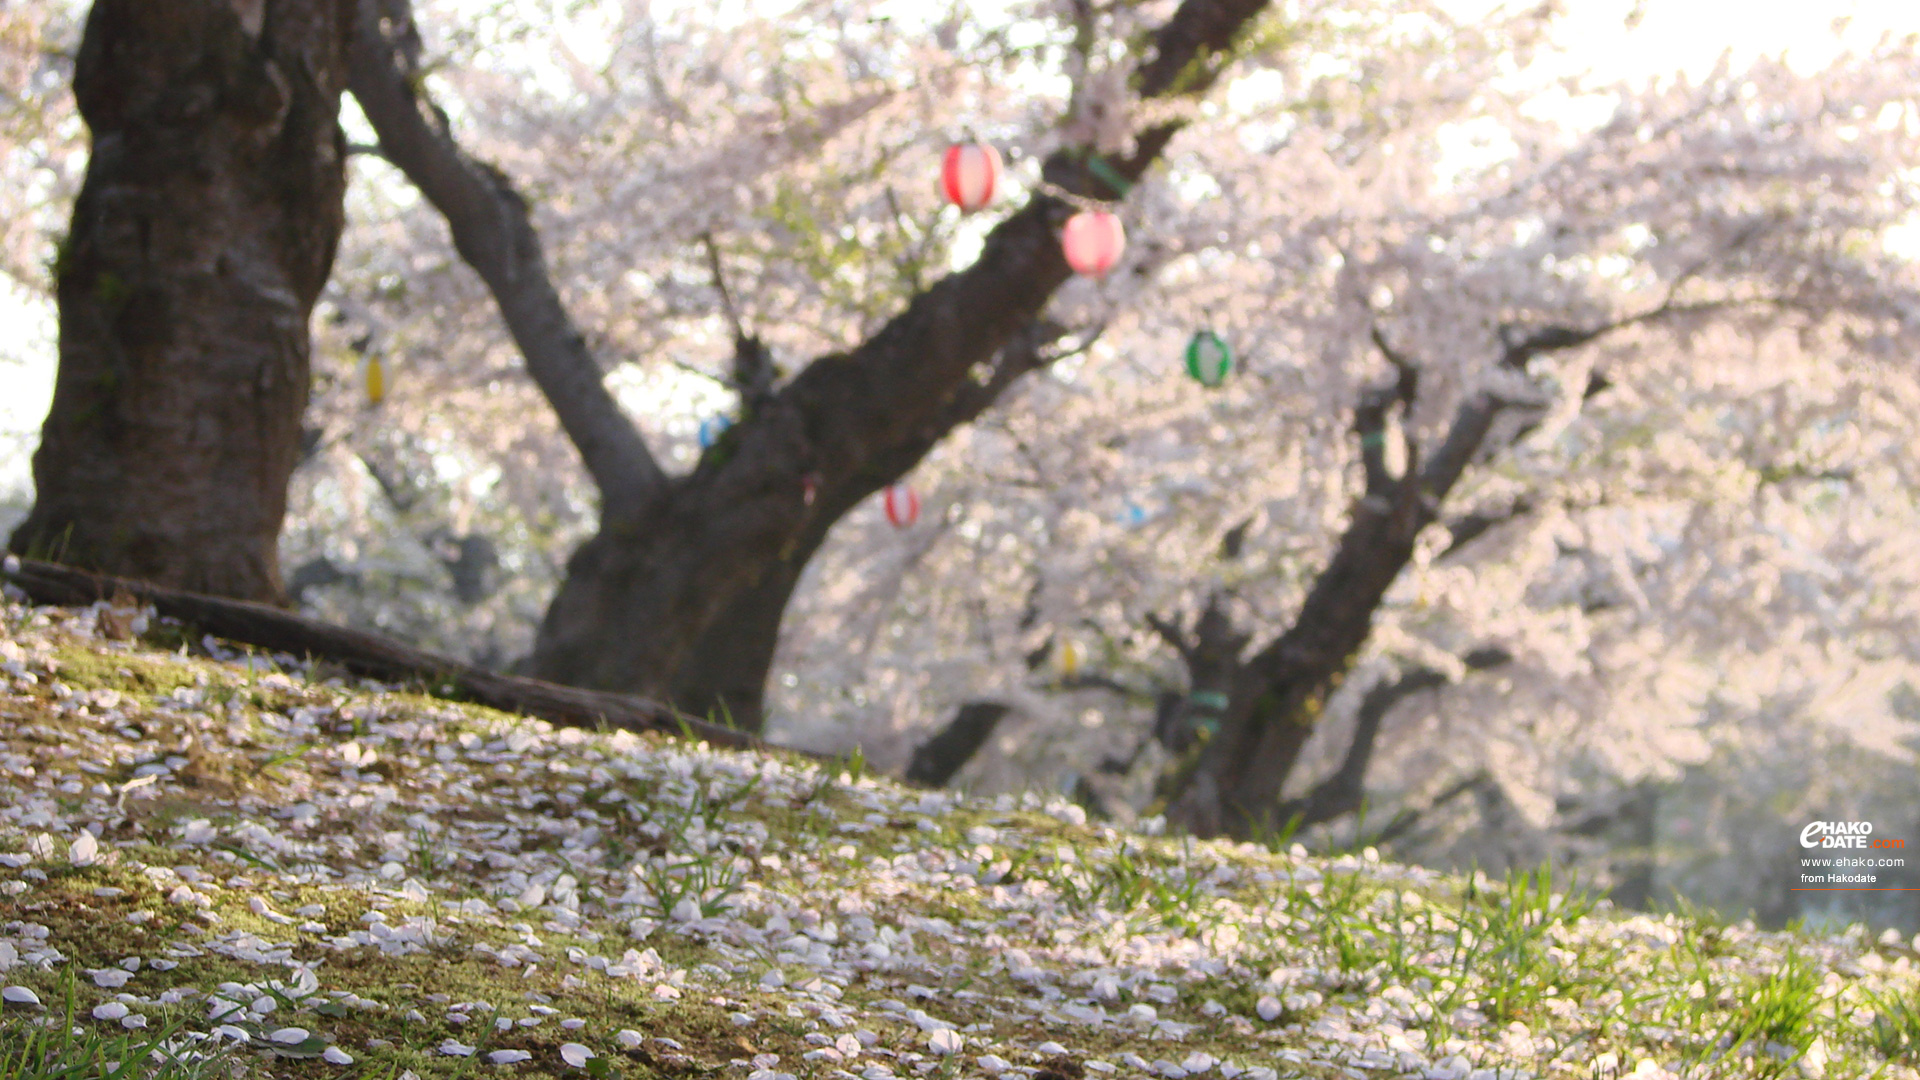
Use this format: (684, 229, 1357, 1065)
(883, 485, 921, 528)
(941, 143, 1003, 212)
(1061, 210, 1125, 278)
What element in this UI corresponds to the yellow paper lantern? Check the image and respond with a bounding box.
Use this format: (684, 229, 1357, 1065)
(1059, 640, 1082, 679)
(364, 355, 387, 406)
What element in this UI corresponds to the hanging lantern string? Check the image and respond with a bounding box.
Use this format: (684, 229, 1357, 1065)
(1033, 180, 1123, 213)
(1084, 154, 1134, 198)
(1031, 151, 1134, 212)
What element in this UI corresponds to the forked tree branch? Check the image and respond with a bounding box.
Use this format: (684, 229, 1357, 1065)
(1420, 295, 1753, 500)
(1275, 665, 1448, 829)
(346, 0, 666, 521)
(1144, 611, 1196, 665)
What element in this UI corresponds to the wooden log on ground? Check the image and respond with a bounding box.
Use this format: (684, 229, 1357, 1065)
(1, 556, 768, 752)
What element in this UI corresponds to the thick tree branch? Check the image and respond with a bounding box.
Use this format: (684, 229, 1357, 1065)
(1134, 0, 1270, 99)
(1277, 645, 1511, 830)
(1276, 665, 1448, 828)
(745, 0, 1275, 510)
(1499, 296, 1766, 370)
(1144, 593, 1254, 757)
(1191, 594, 1252, 663)
(1369, 771, 1490, 847)
(1417, 390, 1519, 503)
(1061, 671, 1154, 697)
(906, 701, 1011, 787)
(346, 0, 664, 520)
(1354, 326, 1420, 495)
(1220, 518, 1253, 559)
(643, 318, 1086, 731)
(935, 321, 1078, 432)
(356, 450, 418, 514)
(1368, 325, 1420, 394)
(1145, 611, 1196, 666)
(1426, 296, 1744, 500)
(1352, 386, 1396, 496)
(1438, 497, 1534, 560)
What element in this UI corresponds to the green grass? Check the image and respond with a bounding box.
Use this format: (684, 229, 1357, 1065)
(1688, 949, 1826, 1077)
(1033, 840, 1225, 935)
(1449, 865, 1601, 1023)
(1864, 983, 1920, 1064)
(0, 971, 240, 1080)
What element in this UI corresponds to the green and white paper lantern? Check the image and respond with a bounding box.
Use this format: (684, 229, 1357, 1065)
(1184, 330, 1232, 387)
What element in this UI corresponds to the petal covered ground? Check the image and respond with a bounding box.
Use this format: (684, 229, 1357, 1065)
(0, 594, 1916, 1080)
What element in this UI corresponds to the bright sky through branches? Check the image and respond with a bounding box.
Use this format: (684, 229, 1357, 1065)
(3, 0, 1919, 500)
(1536, 0, 1917, 84)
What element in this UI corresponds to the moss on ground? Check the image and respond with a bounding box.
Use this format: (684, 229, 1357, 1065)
(0, 603, 1916, 1080)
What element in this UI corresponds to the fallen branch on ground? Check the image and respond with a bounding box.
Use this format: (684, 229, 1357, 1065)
(1, 557, 769, 752)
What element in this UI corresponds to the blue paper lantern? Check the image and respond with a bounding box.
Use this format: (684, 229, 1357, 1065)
(698, 416, 733, 448)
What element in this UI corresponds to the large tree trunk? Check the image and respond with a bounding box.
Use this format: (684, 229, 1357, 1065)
(658, 480, 846, 730)
(524, 302, 1076, 715)
(347, 0, 1270, 729)
(9, 0, 351, 604)
(664, 572, 797, 731)
(1145, 594, 1251, 758)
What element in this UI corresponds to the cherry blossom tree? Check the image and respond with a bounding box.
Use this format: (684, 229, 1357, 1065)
(325, 0, 1280, 728)
(765, 26, 1920, 845)
(255, 0, 1920, 872)
(2, 0, 1915, 929)
(2, 0, 82, 533)
(0, 0, 82, 297)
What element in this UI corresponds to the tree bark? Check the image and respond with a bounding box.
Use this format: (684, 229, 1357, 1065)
(1171, 489, 1436, 838)
(661, 502, 830, 731)
(347, 0, 1270, 728)
(9, 0, 352, 604)
(520, 196, 1102, 705)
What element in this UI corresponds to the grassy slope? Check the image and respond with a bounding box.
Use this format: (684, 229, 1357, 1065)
(0, 595, 1915, 1080)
